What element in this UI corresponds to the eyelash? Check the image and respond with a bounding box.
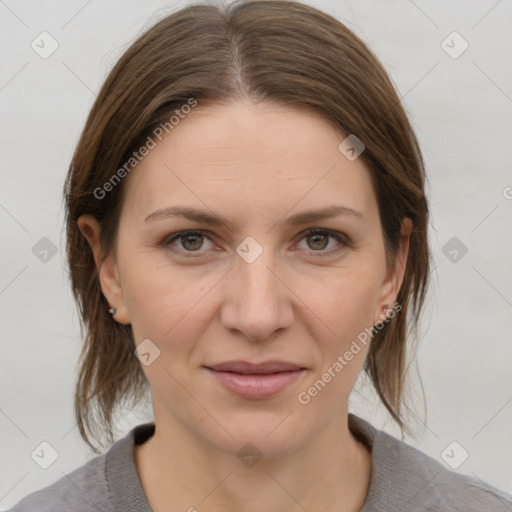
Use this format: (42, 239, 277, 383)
(161, 228, 351, 258)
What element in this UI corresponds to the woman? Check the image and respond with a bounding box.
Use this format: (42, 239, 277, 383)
(8, 0, 512, 510)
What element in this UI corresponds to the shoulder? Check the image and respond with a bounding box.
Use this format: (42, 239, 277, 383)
(349, 414, 512, 512)
(389, 435, 512, 511)
(6, 422, 155, 512)
(6, 450, 110, 512)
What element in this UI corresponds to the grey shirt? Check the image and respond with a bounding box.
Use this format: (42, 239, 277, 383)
(7, 413, 512, 511)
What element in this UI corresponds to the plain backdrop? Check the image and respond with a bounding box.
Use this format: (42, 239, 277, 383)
(1, 0, 511, 508)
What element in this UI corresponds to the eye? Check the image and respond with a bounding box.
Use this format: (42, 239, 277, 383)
(162, 230, 214, 257)
(161, 228, 350, 257)
(295, 228, 349, 255)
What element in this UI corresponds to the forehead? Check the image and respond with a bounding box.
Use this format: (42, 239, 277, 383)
(120, 100, 378, 226)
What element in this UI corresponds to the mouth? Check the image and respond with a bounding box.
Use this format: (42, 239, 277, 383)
(205, 360, 305, 374)
(204, 360, 307, 399)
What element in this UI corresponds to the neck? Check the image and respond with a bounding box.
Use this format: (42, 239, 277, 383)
(134, 411, 372, 512)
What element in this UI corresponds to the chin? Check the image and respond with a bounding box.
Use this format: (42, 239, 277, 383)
(199, 410, 312, 460)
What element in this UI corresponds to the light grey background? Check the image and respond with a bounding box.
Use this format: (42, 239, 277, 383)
(1, 0, 511, 508)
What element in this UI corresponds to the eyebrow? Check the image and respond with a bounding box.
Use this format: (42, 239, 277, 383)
(144, 205, 366, 230)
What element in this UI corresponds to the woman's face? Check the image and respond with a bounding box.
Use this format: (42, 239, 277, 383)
(80, 100, 410, 456)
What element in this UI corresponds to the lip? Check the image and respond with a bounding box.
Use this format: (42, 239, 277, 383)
(206, 360, 305, 374)
(204, 360, 307, 399)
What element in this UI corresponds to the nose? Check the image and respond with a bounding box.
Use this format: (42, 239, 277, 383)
(219, 244, 294, 342)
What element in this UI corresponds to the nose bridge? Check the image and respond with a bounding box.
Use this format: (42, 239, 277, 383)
(221, 234, 293, 340)
(239, 241, 278, 299)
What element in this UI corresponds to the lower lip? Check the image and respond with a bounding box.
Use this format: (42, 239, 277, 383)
(205, 368, 305, 399)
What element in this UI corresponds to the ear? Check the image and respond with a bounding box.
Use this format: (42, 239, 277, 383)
(77, 214, 131, 325)
(373, 217, 412, 325)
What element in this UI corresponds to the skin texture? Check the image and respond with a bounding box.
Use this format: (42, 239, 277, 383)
(78, 100, 411, 512)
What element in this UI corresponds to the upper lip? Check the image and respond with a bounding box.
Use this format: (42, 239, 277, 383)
(205, 360, 305, 374)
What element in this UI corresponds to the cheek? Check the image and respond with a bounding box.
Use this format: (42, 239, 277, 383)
(119, 247, 214, 333)
(301, 274, 378, 400)
(303, 265, 383, 339)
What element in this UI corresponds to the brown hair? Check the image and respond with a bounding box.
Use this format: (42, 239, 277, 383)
(64, 0, 431, 454)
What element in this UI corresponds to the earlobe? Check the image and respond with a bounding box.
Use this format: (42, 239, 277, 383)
(97, 257, 132, 325)
(77, 214, 131, 325)
(373, 218, 412, 325)
(391, 217, 412, 297)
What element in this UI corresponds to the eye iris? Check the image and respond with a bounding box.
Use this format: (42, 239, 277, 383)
(308, 232, 329, 250)
(182, 233, 203, 251)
